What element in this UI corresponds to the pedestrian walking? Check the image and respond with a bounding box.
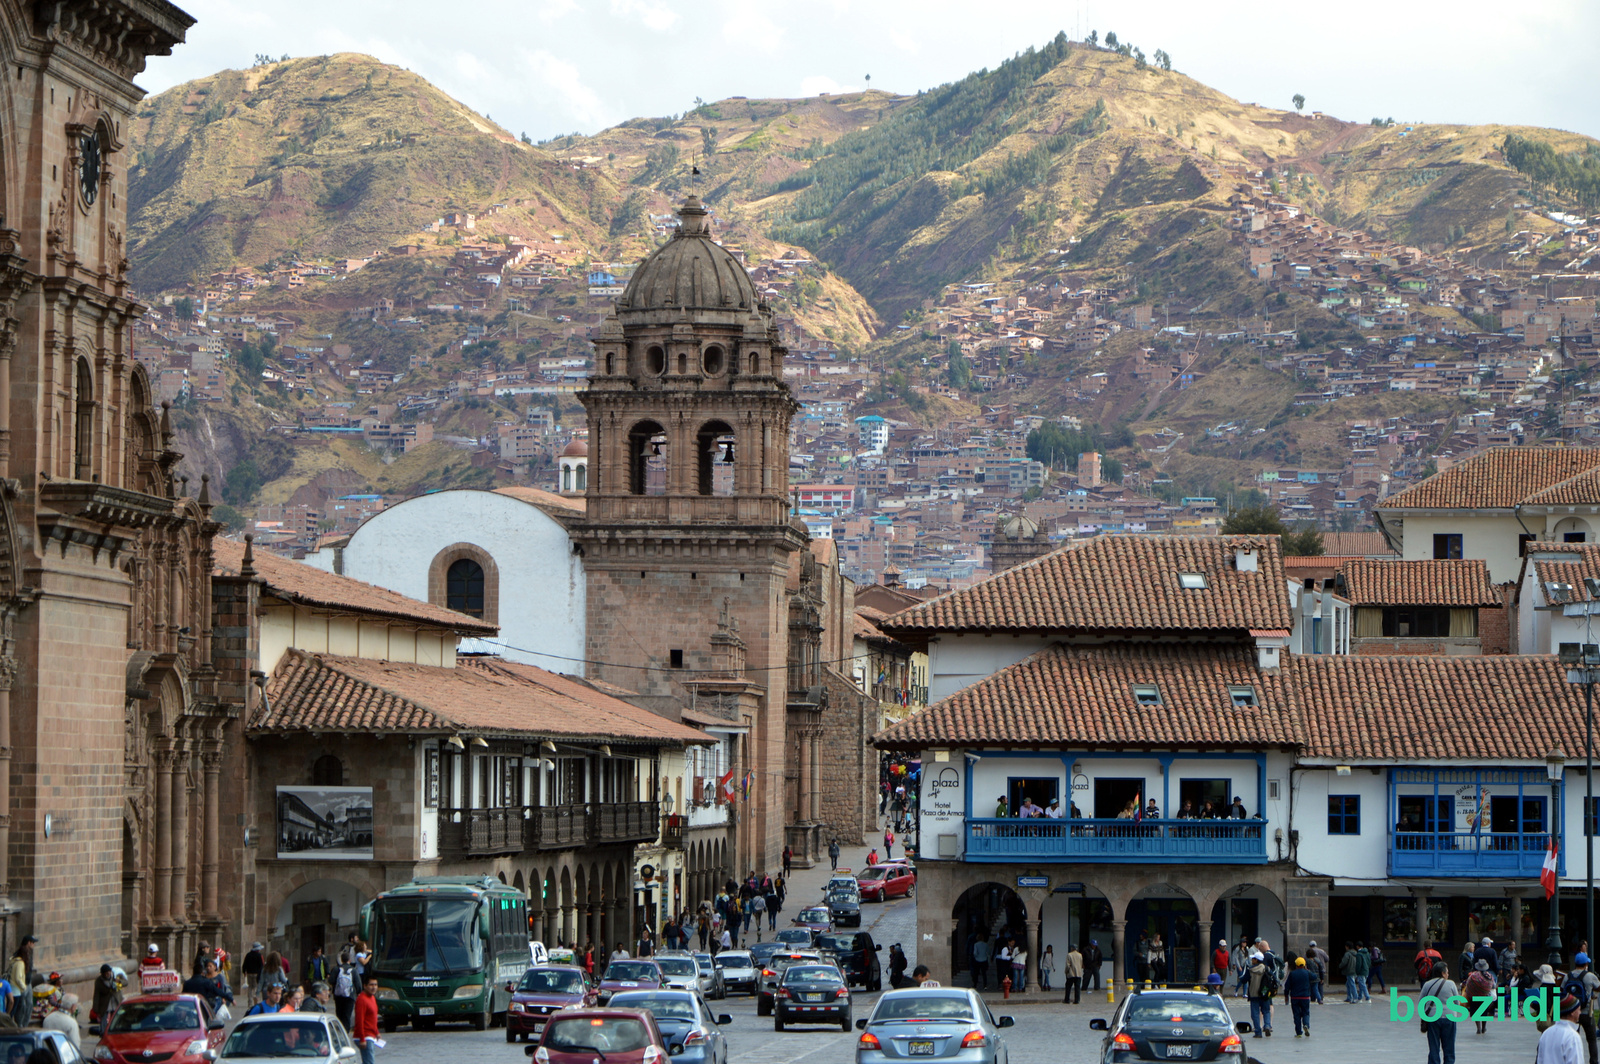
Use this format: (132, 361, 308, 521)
(241, 943, 264, 1006)
(1367, 944, 1386, 993)
(1082, 940, 1102, 992)
(1062, 945, 1082, 1004)
(1353, 941, 1370, 1001)
(750, 893, 766, 942)
(782, 845, 793, 877)
(1537, 992, 1587, 1064)
(1340, 942, 1362, 1003)
(9, 936, 34, 1027)
(995, 940, 1011, 989)
(1463, 959, 1496, 1035)
(1285, 956, 1313, 1037)
(354, 976, 381, 1064)
(90, 964, 123, 1030)
(1420, 963, 1458, 1064)
(1570, 952, 1600, 1062)
(867, 847, 879, 866)
(1212, 939, 1229, 978)
(304, 945, 331, 988)
(1039, 945, 1054, 991)
(333, 958, 354, 1030)
(1308, 941, 1328, 1003)
(1010, 943, 1028, 993)
(884, 827, 895, 861)
(828, 838, 840, 871)
(889, 944, 908, 989)
(1247, 947, 1277, 1038)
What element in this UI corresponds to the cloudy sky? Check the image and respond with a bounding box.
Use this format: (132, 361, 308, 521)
(147, 1, 1598, 142)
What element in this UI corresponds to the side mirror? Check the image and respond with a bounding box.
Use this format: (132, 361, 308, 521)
(1089, 1018, 1108, 1031)
(996, 1015, 1015, 1028)
(208, 1018, 225, 1030)
(668, 1045, 685, 1057)
(201, 1053, 219, 1063)
(873, 944, 882, 951)
(716, 1014, 732, 1026)
(336, 1050, 358, 1062)
(1236, 1021, 1254, 1034)
(88, 1024, 101, 1037)
(855, 1018, 868, 1030)
(525, 1047, 540, 1058)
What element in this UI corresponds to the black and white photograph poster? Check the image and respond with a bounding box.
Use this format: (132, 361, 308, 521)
(276, 786, 375, 859)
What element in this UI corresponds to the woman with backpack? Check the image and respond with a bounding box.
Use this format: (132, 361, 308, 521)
(1463, 959, 1496, 1035)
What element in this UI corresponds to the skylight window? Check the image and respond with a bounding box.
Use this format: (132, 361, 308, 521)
(1132, 684, 1162, 707)
(1229, 685, 1259, 708)
(1179, 573, 1209, 589)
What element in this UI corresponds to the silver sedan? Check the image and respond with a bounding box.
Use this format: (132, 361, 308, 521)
(855, 987, 1014, 1063)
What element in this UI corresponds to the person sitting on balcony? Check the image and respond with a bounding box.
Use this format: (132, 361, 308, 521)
(1019, 797, 1039, 818)
(1178, 801, 1196, 819)
(1230, 797, 1249, 819)
(1145, 799, 1161, 818)
(994, 796, 1009, 818)
(1117, 800, 1138, 819)
(1044, 799, 1064, 819)
(1199, 801, 1218, 819)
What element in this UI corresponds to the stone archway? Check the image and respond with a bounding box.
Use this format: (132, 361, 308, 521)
(271, 875, 379, 979)
(951, 881, 1027, 989)
(1200, 881, 1289, 970)
(1125, 883, 1200, 986)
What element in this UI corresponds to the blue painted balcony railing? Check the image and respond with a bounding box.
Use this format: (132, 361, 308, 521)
(1388, 831, 1559, 877)
(963, 817, 1268, 863)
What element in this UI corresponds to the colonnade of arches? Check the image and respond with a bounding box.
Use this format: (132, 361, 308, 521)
(949, 878, 1288, 991)
(683, 835, 730, 915)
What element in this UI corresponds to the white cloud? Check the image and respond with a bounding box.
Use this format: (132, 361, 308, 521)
(524, 48, 613, 130)
(610, 0, 678, 32)
(799, 75, 858, 97)
(721, 9, 782, 53)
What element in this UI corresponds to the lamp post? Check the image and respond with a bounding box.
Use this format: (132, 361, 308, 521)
(1562, 625, 1600, 958)
(1548, 748, 1568, 969)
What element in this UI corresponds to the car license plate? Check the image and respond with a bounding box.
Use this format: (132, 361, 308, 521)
(417, 1007, 435, 1016)
(1166, 1044, 1192, 1058)
(909, 1040, 935, 1055)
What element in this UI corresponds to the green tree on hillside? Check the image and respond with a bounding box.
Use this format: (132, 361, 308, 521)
(1104, 31, 1118, 49)
(946, 342, 972, 389)
(174, 297, 195, 322)
(1292, 93, 1305, 111)
(1087, 30, 1098, 47)
(1220, 504, 1324, 556)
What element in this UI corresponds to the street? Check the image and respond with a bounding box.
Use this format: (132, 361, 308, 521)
(141, 836, 1540, 1063)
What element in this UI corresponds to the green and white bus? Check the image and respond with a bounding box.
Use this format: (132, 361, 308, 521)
(361, 875, 530, 1031)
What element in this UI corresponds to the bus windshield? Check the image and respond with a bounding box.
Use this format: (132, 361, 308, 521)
(370, 897, 485, 973)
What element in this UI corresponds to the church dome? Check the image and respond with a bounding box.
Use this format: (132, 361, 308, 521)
(618, 196, 756, 314)
(560, 438, 588, 458)
(995, 512, 1041, 540)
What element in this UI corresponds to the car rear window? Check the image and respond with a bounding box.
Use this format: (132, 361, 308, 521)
(783, 966, 843, 985)
(109, 1000, 200, 1032)
(873, 994, 976, 1021)
(544, 1016, 651, 1053)
(607, 993, 696, 1021)
(815, 934, 857, 953)
(800, 907, 830, 921)
(1127, 997, 1232, 1025)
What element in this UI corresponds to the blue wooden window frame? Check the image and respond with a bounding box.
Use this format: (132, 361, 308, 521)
(1328, 794, 1360, 835)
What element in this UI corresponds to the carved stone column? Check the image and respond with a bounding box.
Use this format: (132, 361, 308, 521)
(153, 741, 174, 924)
(797, 732, 812, 825)
(0, 640, 15, 911)
(1025, 916, 1041, 991)
(588, 906, 601, 952)
(170, 741, 190, 924)
(808, 730, 821, 823)
(201, 741, 222, 922)
(1111, 918, 1127, 988)
(1197, 920, 1214, 981)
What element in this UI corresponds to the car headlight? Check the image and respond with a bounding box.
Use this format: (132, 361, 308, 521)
(93, 1049, 115, 1063)
(374, 986, 399, 1000)
(510, 1002, 525, 1013)
(452, 984, 484, 999)
(185, 1039, 209, 1056)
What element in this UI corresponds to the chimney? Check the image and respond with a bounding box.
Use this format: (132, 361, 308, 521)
(1236, 545, 1259, 572)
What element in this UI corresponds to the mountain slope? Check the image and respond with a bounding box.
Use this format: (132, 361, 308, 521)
(128, 53, 616, 290)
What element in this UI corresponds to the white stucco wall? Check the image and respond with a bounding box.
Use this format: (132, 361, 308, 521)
(926, 633, 1055, 704)
(1292, 766, 1390, 880)
(1394, 513, 1543, 585)
(306, 490, 586, 673)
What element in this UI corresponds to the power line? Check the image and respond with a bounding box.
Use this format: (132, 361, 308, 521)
(473, 636, 910, 681)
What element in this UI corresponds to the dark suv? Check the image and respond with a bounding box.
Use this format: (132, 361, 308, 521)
(814, 930, 882, 990)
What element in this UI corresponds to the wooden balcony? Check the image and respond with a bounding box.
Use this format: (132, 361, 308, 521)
(437, 801, 661, 858)
(964, 817, 1268, 864)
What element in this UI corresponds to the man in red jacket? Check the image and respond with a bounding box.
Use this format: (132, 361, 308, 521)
(353, 976, 380, 1064)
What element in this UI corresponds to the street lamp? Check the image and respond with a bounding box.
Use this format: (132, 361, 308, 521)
(1562, 626, 1600, 958)
(1548, 748, 1568, 969)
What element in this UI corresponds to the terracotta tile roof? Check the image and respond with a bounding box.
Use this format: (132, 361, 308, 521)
(1530, 544, 1600, 603)
(1320, 531, 1396, 557)
(258, 650, 710, 744)
(876, 646, 1586, 761)
(1292, 655, 1583, 760)
(1377, 448, 1600, 510)
(1340, 559, 1501, 607)
(494, 486, 585, 514)
(881, 535, 1291, 634)
(213, 538, 496, 635)
(874, 644, 1300, 749)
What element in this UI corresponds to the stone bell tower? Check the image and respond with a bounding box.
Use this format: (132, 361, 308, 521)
(577, 196, 803, 873)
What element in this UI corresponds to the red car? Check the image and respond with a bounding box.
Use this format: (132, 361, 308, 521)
(595, 959, 665, 1005)
(507, 965, 598, 1043)
(94, 993, 226, 1064)
(855, 861, 916, 901)
(526, 1007, 670, 1064)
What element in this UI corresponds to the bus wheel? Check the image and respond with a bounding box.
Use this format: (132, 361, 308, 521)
(381, 1018, 399, 1034)
(471, 1003, 489, 1031)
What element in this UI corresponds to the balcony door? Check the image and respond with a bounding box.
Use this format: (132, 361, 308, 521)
(1007, 777, 1059, 815)
(1094, 778, 1144, 819)
(1178, 778, 1230, 818)
(1490, 795, 1544, 836)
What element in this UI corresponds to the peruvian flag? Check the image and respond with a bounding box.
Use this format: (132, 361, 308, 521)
(718, 769, 735, 803)
(1543, 835, 1560, 900)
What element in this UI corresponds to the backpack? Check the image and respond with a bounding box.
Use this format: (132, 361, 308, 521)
(334, 967, 353, 998)
(1258, 957, 1281, 997)
(1563, 973, 1589, 1010)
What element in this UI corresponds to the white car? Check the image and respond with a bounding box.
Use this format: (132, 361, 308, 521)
(213, 1012, 358, 1062)
(713, 949, 758, 995)
(652, 952, 702, 993)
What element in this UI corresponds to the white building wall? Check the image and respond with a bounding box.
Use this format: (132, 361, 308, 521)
(305, 489, 586, 673)
(1394, 513, 1544, 584)
(1292, 766, 1390, 880)
(926, 633, 1055, 704)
